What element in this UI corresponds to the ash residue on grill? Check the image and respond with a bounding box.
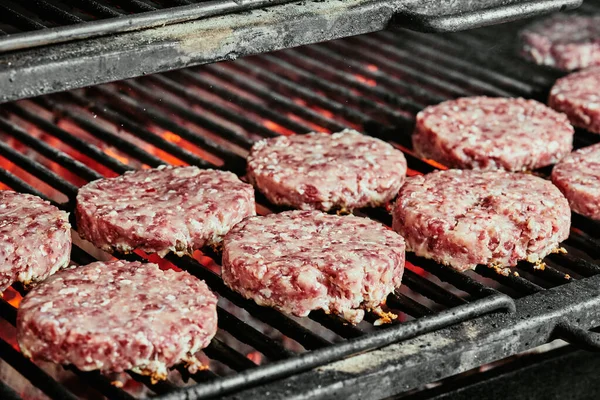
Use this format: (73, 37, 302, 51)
(0, 3, 599, 399)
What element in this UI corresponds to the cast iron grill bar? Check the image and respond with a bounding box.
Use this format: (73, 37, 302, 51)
(29, 1, 85, 25)
(175, 69, 331, 134)
(61, 0, 122, 17)
(0, 5, 47, 31)
(204, 339, 258, 372)
(281, 48, 428, 113)
(253, 54, 414, 125)
(389, 292, 435, 317)
(118, 79, 256, 150)
(402, 269, 467, 308)
(144, 75, 280, 139)
(90, 86, 245, 171)
(324, 38, 473, 98)
(0, 138, 78, 199)
(385, 30, 553, 89)
(206, 61, 373, 129)
(0, 116, 103, 182)
(215, 308, 295, 361)
(31, 96, 162, 171)
(350, 36, 516, 97)
(303, 43, 448, 104)
(382, 33, 539, 95)
(63, 92, 212, 169)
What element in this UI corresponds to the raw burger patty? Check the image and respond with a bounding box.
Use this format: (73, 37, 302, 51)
(0, 191, 71, 292)
(552, 143, 600, 220)
(392, 170, 570, 271)
(246, 129, 407, 211)
(222, 210, 405, 324)
(17, 260, 217, 380)
(412, 97, 573, 171)
(76, 165, 255, 256)
(549, 67, 600, 134)
(520, 14, 600, 71)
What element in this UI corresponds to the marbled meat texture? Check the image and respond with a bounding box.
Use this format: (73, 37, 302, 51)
(222, 210, 405, 324)
(552, 143, 600, 220)
(246, 129, 407, 211)
(17, 260, 218, 380)
(0, 191, 71, 292)
(392, 170, 570, 271)
(549, 67, 600, 134)
(412, 97, 573, 171)
(76, 166, 256, 256)
(520, 14, 600, 71)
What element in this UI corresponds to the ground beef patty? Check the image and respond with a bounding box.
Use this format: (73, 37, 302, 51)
(392, 170, 570, 271)
(0, 191, 71, 292)
(246, 129, 407, 211)
(520, 14, 600, 71)
(17, 260, 217, 380)
(549, 67, 600, 134)
(76, 165, 255, 256)
(552, 143, 600, 220)
(222, 210, 405, 324)
(412, 97, 573, 171)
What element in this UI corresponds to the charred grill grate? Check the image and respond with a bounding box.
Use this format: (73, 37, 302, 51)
(1, 4, 600, 399)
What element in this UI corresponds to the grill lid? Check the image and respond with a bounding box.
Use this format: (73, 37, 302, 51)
(0, 0, 581, 104)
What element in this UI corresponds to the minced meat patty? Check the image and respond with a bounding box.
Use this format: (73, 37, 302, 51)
(76, 165, 255, 256)
(549, 67, 600, 134)
(520, 14, 600, 71)
(412, 97, 573, 171)
(552, 143, 600, 220)
(17, 260, 218, 381)
(392, 170, 570, 271)
(246, 129, 407, 211)
(0, 191, 71, 292)
(222, 210, 405, 324)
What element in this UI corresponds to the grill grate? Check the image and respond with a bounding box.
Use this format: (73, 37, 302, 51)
(1, 3, 600, 399)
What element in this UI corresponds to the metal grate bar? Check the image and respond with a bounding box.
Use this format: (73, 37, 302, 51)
(146, 75, 280, 139)
(0, 136, 78, 199)
(402, 269, 467, 308)
(216, 308, 295, 361)
(204, 339, 258, 372)
(388, 292, 434, 318)
(32, 96, 159, 172)
(0, 380, 22, 400)
(176, 69, 328, 134)
(0, 116, 102, 182)
(283, 48, 428, 113)
(65, 92, 212, 169)
(60, 0, 122, 17)
(30, 0, 84, 25)
(306, 43, 448, 104)
(119, 79, 256, 150)
(92, 86, 245, 171)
